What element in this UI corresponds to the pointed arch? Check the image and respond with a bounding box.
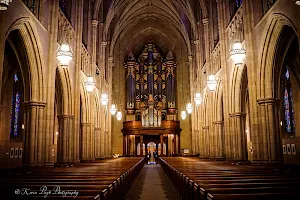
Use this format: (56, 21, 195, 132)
(4, 17, 45, 102)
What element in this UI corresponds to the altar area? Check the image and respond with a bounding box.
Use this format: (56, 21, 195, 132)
(122, 43, 181, 157)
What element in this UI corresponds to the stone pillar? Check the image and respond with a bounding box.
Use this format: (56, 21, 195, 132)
(23, 101, 46, 166)
(202, 126, 209, 158)
(95, 127, 101, 159)
(140, 135, 143, 156)
(125, 54, 136, 121)
(174, 134, 177, 154)
(123, 135, 126, 156)
(257, 98, 282, 163)
(57, 115, 74, 163)
(213, 121, 225, 159)
(81, 122, 91, 161)
(160, 134, 163, 155)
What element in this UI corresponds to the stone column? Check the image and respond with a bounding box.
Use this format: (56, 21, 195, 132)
(57, 115, 74, 163)
(95, 127, 101, 159)
(80, 122, 91, 161)
(202, 126, 210, 158)
(23, 101, 46, 166)
(140, 135, 143, 156)
(174, 134, 177, 154)
(213, 121, 225, 159)
(160, 134, 164, 155)
(257, 98, 282, 163)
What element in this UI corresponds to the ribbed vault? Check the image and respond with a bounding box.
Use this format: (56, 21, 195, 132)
(92, 0, 208, 56)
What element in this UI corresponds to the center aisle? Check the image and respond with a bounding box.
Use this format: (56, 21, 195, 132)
(125, 163, 180, 200)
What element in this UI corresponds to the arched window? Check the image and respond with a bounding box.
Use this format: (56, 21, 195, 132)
(283, 68, 296, 136)
(10, 73, 22, 137)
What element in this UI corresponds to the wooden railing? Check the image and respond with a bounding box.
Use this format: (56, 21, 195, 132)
(94, 157, 146, 200)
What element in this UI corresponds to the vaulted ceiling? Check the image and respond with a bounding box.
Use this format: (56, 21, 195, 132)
(92, 0, 208, 56)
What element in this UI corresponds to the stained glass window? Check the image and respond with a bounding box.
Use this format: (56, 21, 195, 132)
(10, 73, 22, 137)
(283, 68, 295, 135)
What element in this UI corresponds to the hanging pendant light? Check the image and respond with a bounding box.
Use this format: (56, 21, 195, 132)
(116, 111, 122, 121)
(181, 111, 187, 120)
(57, 43, 73, 68)
(85, 77, 95, 92)
(295, 0, 300, 5)
(230, 42, 246, 65)
(100, 93, 109, 106)
(110, 104, 117, 115)
(0, 0, 12, 10)
(194, 93, 203, 106)
(207, 75, 218, 91)
(186, 103, 193, 114)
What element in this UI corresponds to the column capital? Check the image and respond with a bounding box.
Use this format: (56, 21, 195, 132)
(102, 41, 107, 47)
(257, 98, 280, 105)
(202, 126, 209, 129)
(81, 122, 91, 127)
(24, 101, 46, 107)
(202, 18, 209, 25)
(188, 55, 193, 61)
(213, 121, 224, 124)
(194, 40, 200, 45)
(95, 127, 101, 131)
(229, 112, 246, 117)
(58, 115, 74, 119)
(92, 20, 98, 27)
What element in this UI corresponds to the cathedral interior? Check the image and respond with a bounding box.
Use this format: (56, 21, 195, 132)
(1, 0, 300, 199)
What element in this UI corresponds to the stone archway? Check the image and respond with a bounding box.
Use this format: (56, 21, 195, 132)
(0, 22, 45, 167)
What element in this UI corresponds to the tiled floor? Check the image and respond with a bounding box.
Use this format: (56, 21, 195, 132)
(125, 163, 180, 200)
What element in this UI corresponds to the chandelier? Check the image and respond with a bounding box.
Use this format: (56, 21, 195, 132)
(230, 42, 246, 65)
(186, 103, 193, 114)
(0, 0, 12, 10)
(194, 93, 203, 106)
(116, 111, 122, 121)
(100, 93, 108, 106)
(85, 77, 95, 92)
(207, 75, 217, 91)
(110, 104, 117, 115)
(57, 43, 73, 68)
(181, 111, 187, 120)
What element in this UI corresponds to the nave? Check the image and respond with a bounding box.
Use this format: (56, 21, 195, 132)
(2, 156, 300, 199)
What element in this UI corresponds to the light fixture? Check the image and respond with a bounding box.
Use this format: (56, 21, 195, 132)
(21, 124, 25, 130)
(100, 93, 109, 106)
(207, 74, 218, 91)
(186, 103, 193, 114)
(0, 0, 12, 10)
(116, 111, 122, 121)
(56, 132, 59, 135)
(295, 0, 300, 5)
(85, 77, 95, 92)
(57, 43, 73, 68)
(194, 93, 203, 106)
(110, 104, 117, 115)
(230, 42, 246, 65)
(181, 111, 187, 120)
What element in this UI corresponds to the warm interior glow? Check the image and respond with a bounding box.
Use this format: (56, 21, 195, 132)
(100, 93, 109, 106)
(85, 77, 95, 92)
(296, 1, 300, 5)
(0, 0, 10, 10)
(194, 93, 203, 106)
(110, 104, 117, 115)
(230, 42, 246, 65)
(186, 103, 193, 114)
(207, 75, 217, 91)
(57, 43, 73, 67)
(116, 111, 122, 120)
(181, 111, 187, 120)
